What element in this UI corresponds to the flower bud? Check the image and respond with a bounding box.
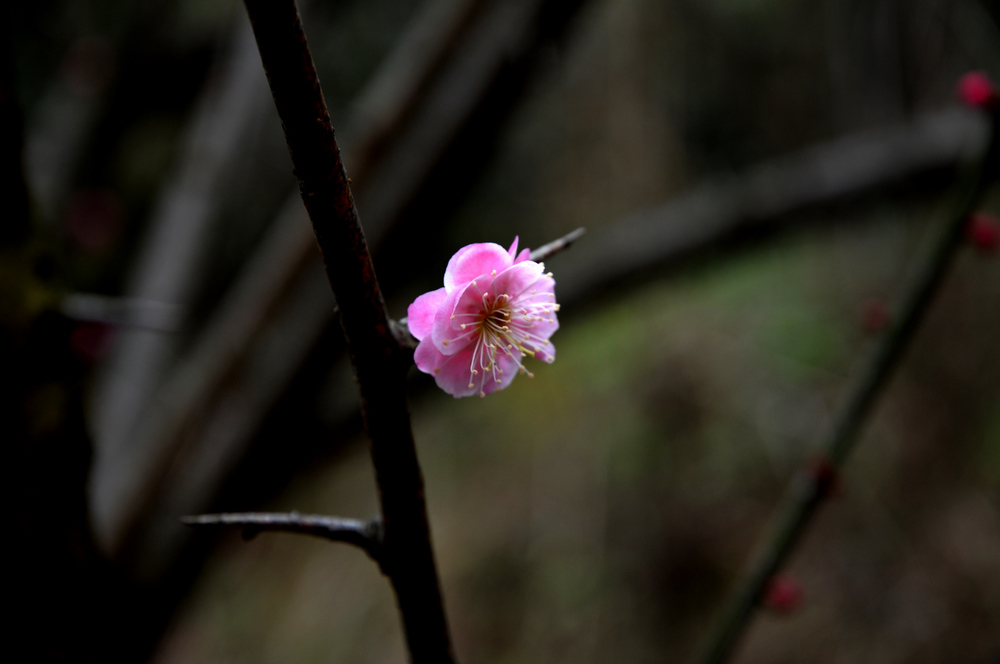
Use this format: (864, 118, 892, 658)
(763, 575, 803, 614)
(957, 71, 998, 110)
(966, 212, 1000, 253)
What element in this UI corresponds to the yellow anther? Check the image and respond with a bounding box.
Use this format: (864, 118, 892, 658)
(472, 369, 478, 375)
(460, 324, 467, 329)
(546, 272, 553, 277)
(491, 269, 496, 276)
(468, 382, 475, 389)
(434, 369, 440, 375)
(442, 339, 450, 346)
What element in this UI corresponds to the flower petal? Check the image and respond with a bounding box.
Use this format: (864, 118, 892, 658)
(431, 280, 485, 355)
(415, 340, 478, 398)
(507, 236, 519, 260)
(514, 248, 531, 264)
(491, 260, 545, 298)
(444, 243, 511, 292)
(481, 347, 521, 395)
(406, 287, 447, 341)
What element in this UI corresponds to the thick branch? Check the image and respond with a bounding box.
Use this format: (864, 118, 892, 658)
(182, 512, 383, 561)
(242, 0, 455, 661)
(695, 109, 1000, 664)
(99, 0, 489, 570)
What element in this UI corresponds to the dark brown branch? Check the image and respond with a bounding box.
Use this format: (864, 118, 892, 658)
(181, 512, 383, 561)
(110, 0, 585, 579)
(241, 0, 455, 661)
(695, 108, 1000, 664)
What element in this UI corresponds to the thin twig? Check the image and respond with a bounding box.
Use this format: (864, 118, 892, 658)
(529, 226, 586, 262)
(695, 108, 1000, 664)
(181, 512, 383, 561)
(242, 0, 455, 661)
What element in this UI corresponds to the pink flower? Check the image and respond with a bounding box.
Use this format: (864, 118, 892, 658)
(407, 237, 559, 398)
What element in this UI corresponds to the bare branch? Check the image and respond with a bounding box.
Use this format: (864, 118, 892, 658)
(94, 0, 491, 565)
(695, 108, 1000, 664)
(242, 0, 455, 660)
(108, 0, 586, 579)
(181, 512, 383, 561)
(529, 226, 586, 262)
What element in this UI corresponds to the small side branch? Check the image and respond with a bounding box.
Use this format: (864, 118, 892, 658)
(695, 107, 1000, 664)
(530, 226, 586, 262)
(182, 512, 383, 562)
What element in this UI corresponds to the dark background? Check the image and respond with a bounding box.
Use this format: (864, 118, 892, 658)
(4, 0, 1000, 662)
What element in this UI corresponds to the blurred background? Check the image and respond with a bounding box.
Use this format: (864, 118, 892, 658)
(4, 0, 1000, 662)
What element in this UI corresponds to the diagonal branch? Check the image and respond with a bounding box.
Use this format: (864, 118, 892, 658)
(182, 512, 383, 562)
(241, 0, 455, 662)
(529, 226, 587, 262)
(695, 108, 1000, 664)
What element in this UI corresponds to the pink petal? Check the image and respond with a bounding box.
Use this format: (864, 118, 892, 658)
(443, 243, 511, 292)
(514, 248, 531, 263)
(481, 349, 520, 395)
(507, 236, 519, 260)
(532, 339, 556, 363)
(431, 281, 484, 355)
(491, 261, 545, 298)
(415, 341, 478, 398)
(407, 287, 447, 341)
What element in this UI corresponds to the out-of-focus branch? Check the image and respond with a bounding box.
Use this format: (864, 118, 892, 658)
(60, 294, 182, 331)
(242, 0, 454, 661)
(182, 512, 383, 561)
(556, 108, 988, 304)
(89, 13, 274, 546)
(694, 108, 1000, 664)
